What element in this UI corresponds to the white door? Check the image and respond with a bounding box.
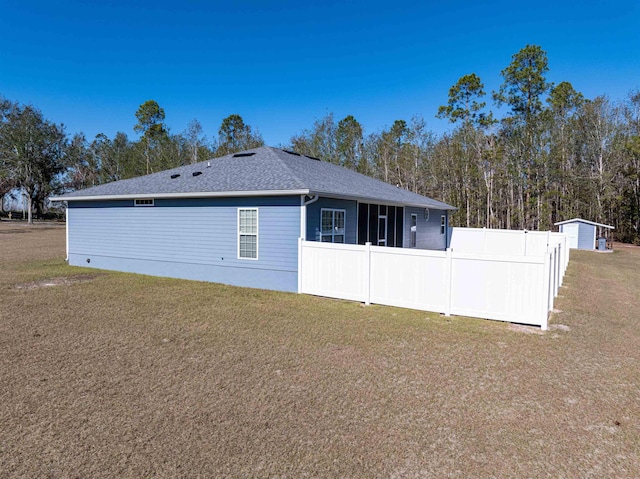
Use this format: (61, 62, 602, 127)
(563, 224, 579, 249)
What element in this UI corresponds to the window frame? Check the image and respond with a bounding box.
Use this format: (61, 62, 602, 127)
(440, 215, 446, 235)
(320, 208, 346, 243)
(237, 208, 259, 260)
(134, 199, 154, 206)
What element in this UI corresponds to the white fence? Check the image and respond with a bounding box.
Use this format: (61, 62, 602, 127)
(298, 229, 569, 330)
(449, 228, 569, 303)
(449, 227, 569, 270)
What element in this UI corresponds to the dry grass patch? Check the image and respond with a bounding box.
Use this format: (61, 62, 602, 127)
(13, 274, 103, 290)
(1, 222, 639, 477)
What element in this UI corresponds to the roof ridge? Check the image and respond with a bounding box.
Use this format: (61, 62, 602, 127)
(266, 147, 310, 191)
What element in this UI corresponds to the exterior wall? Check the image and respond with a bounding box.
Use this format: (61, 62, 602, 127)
(304, 197, 447, 250)
(305, 197, 357, 244)
(404, 207, 448, 250)
(67, 196, 301, 292)
(577, 222, 596, 250)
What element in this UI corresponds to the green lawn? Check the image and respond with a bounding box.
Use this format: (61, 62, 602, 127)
(1, 222, 639, 478)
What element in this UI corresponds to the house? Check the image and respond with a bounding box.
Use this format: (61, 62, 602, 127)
(554, 218, 614, 250)
(51, 146, 456, 292)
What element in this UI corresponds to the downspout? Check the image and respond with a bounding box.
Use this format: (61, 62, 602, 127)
(298, 194, 319, 295)
(300, 194, 319, 240)
(445, 211, 449, 249)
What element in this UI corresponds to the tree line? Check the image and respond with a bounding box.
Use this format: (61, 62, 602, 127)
(1, 45, 639, 243)
(293, 45, 640, 243)
(0, 102, 264, 222)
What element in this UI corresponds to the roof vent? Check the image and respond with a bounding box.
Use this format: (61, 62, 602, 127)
(233, 152, 256, 157)
(170, 173, 180, 179)
(192, 171, 202, 177)
(283, 150, 300, 156)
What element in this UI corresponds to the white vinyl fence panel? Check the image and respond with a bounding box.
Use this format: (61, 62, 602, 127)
(449, 252, 550, 326)
(450, 227, 558, 255)
(450, 228, 569, 282)
(299, 228, 569, 330)
(298, 241, 369, 302)
(369, 247, 449, 313)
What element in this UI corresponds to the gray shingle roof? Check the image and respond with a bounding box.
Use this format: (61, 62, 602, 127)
(53, 146, 455, 209)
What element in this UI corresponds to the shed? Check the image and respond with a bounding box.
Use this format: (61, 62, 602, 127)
(51, 146, 456, 292)
(554, 218, 614, 250)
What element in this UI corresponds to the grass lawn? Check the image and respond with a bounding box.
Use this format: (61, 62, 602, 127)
(1, 222, 639, 478)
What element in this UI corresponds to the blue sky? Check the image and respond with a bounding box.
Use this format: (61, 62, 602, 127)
(1, 0, 638, 146)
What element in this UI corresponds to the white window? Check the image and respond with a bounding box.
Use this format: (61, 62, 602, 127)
(321, 208, 346, 243)
(135, 199, 154, 206)
(410, 214, 417, 247)
(238, 208, 258, 259)
(441, 215, 446, 235)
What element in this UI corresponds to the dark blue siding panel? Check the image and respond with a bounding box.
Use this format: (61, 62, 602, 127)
(404, 207, 447, 250)
(68, 196, 301, 292)
(577, 222, 596, 250)
(306, 197, 357, 243)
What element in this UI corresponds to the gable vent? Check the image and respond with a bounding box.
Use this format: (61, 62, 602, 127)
(283, 150, 300, 156)
(233, 152, 256, 157)
(170, 173, 180, 179)
(192, 171, 202, 177)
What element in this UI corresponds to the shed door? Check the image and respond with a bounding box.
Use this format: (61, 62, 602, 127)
(563, 224, 579, 249)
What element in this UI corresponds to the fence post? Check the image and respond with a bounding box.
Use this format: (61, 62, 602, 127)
(548, 250, 555, 313)
(553, 247, 558, 298)
(65, 206, 69, 261)
(546, 230, 550, 253)
(364, 242, 371, 305)
(559, 243, 564, 284)
(297, 237, 303, 294)
(541, 252, 551, 330)
(554, 249, 558, 301)
(444, 248, 453, 316)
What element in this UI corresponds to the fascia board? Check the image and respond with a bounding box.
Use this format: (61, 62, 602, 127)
(50, 189, 311, 202)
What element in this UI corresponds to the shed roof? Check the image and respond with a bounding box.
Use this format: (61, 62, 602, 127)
(52, 146, 456, 210)
(554, 218, 614, 229)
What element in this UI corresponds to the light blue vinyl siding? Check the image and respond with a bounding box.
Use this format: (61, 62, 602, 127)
(577, 222, 596, 250)
(306, 197, 357, 243)
(67, 196, 300, 292)
(403, 207, 447, 250)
